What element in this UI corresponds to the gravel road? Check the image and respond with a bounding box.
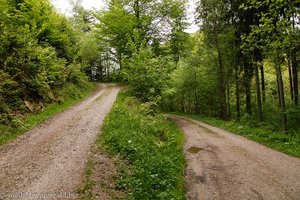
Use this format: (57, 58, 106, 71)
(170, 115, 300, 200)
(0, 84, 120, 200)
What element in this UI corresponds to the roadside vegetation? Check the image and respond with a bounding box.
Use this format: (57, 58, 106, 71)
(0, 0, 98, 144)
(3, 1, 298, 148)
(99, 91, 186, 200)
(161, 1, 299, 136)
(1, 0, 299, 198)
(0, 83, 95, 145)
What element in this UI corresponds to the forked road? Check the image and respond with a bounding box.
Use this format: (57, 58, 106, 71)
(170, 115, 300, 200)
(0, 84, 120, 199)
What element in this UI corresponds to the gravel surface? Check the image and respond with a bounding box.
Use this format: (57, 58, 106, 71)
(0, 84, 120, 200)
(170, 115, 300, 200)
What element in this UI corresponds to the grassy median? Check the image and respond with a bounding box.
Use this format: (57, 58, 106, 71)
(99, 92, 186, 199)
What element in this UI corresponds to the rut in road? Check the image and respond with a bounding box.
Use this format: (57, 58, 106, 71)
(0, 84, 120, 198)
(170, 115, 300, 200)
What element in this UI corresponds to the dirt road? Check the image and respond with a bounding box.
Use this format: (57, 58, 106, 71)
(170, 115, 300, 200)
(0, 84, 120, 199)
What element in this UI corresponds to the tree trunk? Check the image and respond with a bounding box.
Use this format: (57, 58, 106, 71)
(217, 47, 228, 120)
(291, 14, 298, 106)
(288, 54, 294, 100)
(254, 51, 263, 122)
(118, 52, 122, 70)
(106, 52, 110, 80)
(275, 54, 287, 134)
(244, 58, 252, 115)
(227, 82, 231, 119)
(134, 0, 142, 49)
(235, 63, 241, 121)
(134, 0, 140, 25)
(194, 76, 200, 114)
(291, 52, 298, 106)
(99, 55, 103, 81)
(260, 65, 266, 102)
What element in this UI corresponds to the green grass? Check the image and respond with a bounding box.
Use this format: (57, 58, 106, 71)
(173, 112, 300, 158)
(0, 83, 96, 146)
(78, 157, 94, 199)
(100, 92, 186, 200)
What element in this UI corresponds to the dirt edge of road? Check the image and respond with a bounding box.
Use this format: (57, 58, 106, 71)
(78, 140, 126, 200)
(170, 115, 300, 200)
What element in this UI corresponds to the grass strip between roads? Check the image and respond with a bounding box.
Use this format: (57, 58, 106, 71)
(99, 92, 186, 199)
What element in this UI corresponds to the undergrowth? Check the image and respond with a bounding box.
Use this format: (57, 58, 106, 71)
(100, 92, 186, 200)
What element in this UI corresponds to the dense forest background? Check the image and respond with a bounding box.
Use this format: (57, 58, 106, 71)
(0, 0, 299, 134)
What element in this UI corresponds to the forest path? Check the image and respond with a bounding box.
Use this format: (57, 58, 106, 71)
(170, 115, 300, 200)
(0, 84, 120, 199)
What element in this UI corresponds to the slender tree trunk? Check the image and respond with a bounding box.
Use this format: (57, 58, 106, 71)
(260, 65, 266, 102)
(194, 75, 200, 114)
(134, 0, 142, 49)
(288, 53, 294, 100)
(235, 63, 241, 121)
(217, 47, 228, 120)
(188, 86, 192, 113)
(291, 13, 298, 106)
(106, 52, 110, 80)
(227, 82, 231, 119)
(275, 54, 287, 134)
(118, 52, 122, 70)
(254, 51, 263, 122)
(244, 58, 252, 115)
(134, 0, 140, 26)
(291, 52, 298, 106)
(99, 55, 103, 81)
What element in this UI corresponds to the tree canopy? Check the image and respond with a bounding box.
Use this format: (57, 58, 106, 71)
(1, 0, 299, 134)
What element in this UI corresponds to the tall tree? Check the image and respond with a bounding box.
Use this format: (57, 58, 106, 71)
(96, 0, 187, 69)
(243, 0, 300, 133)
(196, 0, 230, 120)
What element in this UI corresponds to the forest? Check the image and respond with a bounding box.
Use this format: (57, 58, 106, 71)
(1, 0, 299, 134)
(0, 0, 299, 199)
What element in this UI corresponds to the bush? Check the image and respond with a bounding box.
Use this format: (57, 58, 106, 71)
(66, 64, 89, 85)
(0, 70, 22, 122)
(122, 47, 173, 102)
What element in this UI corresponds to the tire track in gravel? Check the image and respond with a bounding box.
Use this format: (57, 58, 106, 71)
(0, 84, 120, 199)
(170, 115, 300, 200)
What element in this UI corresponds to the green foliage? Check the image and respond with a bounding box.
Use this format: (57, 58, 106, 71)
(162, 33, 219, 115)
(242, 0, 300, 58)
(164, 0, 300, 134)
(66, 63, 89, 85)
(95, 2, 136, 59)
(0, 0, 91, 127)
(123, 44, 173, 102)
(94, 0, 188, 69)
(101, 92, 186, 200)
